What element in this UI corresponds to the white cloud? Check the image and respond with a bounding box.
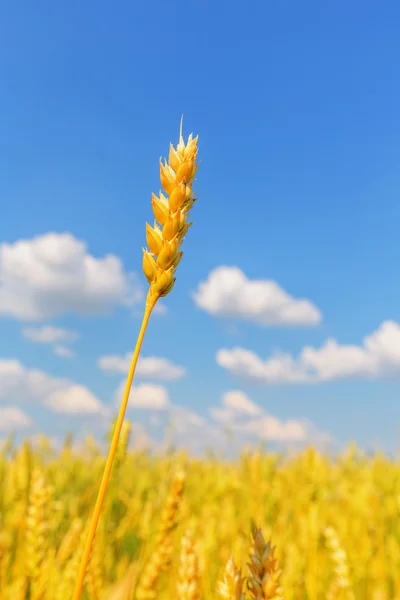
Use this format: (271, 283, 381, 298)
(22, 325, 78, 358)
(0, 232, 142, 321)
(0, 407, 32, 431)
(217, 320, 400, 384)
(22, 325, 78, 344)
(53, 345, 75, 358)
(0, 359, 107, 415)
(106, 380, 330, 454)
(114, 382, 170, 410)
(211, 390, 263, 422)
(99, 354, 186, 380)
(193, 266, 322, 326)
(235, 416, 308, 442)
(210, 390, 327, 444)
(221, 390, 263, 415)
(45, 385, 108, 415)
(216, 347, 311, 384)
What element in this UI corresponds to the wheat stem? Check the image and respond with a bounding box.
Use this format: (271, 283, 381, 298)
(72, 121, 199, 600)
(71, 291, 158, 600)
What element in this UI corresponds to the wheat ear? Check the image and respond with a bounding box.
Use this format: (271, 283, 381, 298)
(136, 468, 185, 599)
(25, 468, 52, 600)
(324, 526, 355, 600)
(56, 518, 83, 566)
(176, 529, 201, 600)
(217, 556, 245, 600)
(72, 123, 199, 600)
(247, 529, 284, 600)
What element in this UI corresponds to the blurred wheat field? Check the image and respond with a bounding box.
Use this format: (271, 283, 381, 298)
(1, 428, 400, 599)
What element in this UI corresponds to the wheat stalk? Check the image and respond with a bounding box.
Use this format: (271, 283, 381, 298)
(72, 122, 199, 600)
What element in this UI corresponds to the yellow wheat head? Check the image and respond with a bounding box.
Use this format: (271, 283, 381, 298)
(176, 529, 201, 600)
(247, 529, 284, 600)
(217, 556, 245, 600)
(142, 120, 199, 303)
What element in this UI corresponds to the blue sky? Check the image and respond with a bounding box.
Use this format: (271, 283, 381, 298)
(1, 0, 400, 454)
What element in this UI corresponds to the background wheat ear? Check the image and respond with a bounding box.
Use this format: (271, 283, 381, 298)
(176, 529, 201, 600)
(136, 468, 186, 600)
(217, 556, 245, 600)
(71, 124, 199, 600)
(247, 528, 284, 600)
(324, 526, 355, 600)
(25, 468, 53, 600)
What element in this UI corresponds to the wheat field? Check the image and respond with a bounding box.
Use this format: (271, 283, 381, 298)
(0, 426, 399, 599)
(1, 127, 398, 600)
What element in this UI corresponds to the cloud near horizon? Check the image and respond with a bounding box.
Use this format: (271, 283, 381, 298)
(217, 320, 400, 384)
(209, 390, 328, 444)
(113, 380, 329, 448)
(0, 407, 32, 432)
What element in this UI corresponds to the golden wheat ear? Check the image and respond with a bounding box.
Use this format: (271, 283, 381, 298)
(247, 528, 284, 600)
(71, 125, 199, 600)
(143, 124, 199, 304)
(217, 556, 245, 600)
(324, 526, 355, 600)
(136, 468, 186, 600)
(176, 529, 201, 600)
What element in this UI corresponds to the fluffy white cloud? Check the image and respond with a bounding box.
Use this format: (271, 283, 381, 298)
(22, 325, 78, 344)
(114, 382, 170, 410)
(0, 232, 142, 321)
(222, 390, 263, 415)
(210, 390, 327, 444)
(235, 416, 308, 442)
(99, 354, 186, 380)
(0, 407, 32, 431)
(0, 359, 107, 415)
(217, 321, 400, 384)
(193, 266, 321, 326)
(107, 380, 330, 453)
(45, 385, 108, 415)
